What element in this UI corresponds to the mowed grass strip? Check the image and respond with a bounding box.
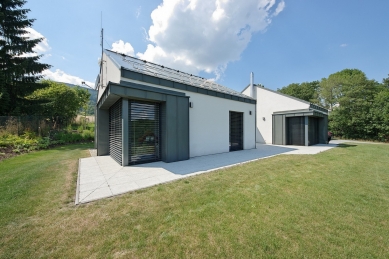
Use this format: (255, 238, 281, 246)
(0, 143, 388, 258)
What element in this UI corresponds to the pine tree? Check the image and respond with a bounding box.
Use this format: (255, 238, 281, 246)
(0, 0, 51, 115)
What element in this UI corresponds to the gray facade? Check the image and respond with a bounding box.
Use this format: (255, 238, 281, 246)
(272, 107, 328, 146)
(96, 81, 190, 165)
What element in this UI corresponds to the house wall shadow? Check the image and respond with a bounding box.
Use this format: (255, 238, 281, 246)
(131, 145, 297, 176)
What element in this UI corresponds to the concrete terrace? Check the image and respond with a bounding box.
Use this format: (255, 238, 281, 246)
(76, 141, 343, 204)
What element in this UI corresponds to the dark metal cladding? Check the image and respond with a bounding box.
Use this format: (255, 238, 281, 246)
(109, 99, 123, 165)
(129, 100, 162, 165)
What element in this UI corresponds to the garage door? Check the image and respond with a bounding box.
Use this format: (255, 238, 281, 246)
(308, 117, 319, 145)
(229, 111, 243, 151)
(287, 116, 305, 146)
(109, 99, 123, 165)
(129, 100, 161, 165)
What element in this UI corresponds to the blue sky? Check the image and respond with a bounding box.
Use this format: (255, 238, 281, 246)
(25, 0, 389, 92)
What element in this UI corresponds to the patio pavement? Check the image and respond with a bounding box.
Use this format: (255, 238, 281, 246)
(76, 140, 345, 204)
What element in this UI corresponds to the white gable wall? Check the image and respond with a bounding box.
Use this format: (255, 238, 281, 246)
(255, 87, 310, 144)
(121, 78, 256, 157)
(97, 52, 121, 101)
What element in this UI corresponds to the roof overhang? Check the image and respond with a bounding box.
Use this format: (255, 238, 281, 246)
(97, 81, 188, 110)
(273, 108, 327, 118)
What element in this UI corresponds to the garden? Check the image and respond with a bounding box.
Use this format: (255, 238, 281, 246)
(0, 116, 94, 161)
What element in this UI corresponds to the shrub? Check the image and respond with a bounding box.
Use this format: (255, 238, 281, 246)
(82, 130, 94, 141)
(77, 125, 84, 133)
(0, 128, 94, 156)
(37, 137, 51, 149)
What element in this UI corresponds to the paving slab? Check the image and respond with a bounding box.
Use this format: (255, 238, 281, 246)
(76, 142, 343, 204)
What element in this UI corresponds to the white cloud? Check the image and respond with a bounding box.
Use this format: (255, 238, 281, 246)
(136, 6, 142, 18)
(273, 1, 285, 16)
(19, 29, 94, 87)
(340, 43, 348, 47)
(133, 0, 285, 78)
(111, 40, 135, 56)
(42, 69, 94, 87)
(19, 28, 51, 57)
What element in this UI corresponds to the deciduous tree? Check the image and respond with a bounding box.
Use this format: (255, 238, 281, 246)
(26, 80, 90, 128)
(277, 81, 321, 105)
(325, 69, 382, 139)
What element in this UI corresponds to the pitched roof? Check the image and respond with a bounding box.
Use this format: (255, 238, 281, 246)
(104, 49, 254, 100)
(241, 84, 328, 113)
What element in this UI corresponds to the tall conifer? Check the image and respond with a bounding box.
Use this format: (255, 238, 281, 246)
(0, 0, 51, 115)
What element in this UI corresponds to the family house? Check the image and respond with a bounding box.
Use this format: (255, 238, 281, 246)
(95, 50, 256, 166)
(95, 50, 328, 166)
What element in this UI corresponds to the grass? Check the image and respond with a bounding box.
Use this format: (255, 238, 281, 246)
(0, 143, 389, 258)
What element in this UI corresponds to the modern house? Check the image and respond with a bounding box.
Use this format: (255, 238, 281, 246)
(95, 50, 256, 166)
(242, 80, 328, 146)
(95, 50, 328, 166)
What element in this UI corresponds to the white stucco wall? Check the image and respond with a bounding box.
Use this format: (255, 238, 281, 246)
(255, 87, 309, 144)
(97, 52, 121, 101)
(121, 78, 256, 157)
(242, 86, 257, 99)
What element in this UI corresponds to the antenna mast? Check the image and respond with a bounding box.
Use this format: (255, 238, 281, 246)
(100, 12, 104, 89)
(100, 12, 103, 58)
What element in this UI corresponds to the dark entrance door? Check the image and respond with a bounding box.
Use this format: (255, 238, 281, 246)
(129, 100, 161, 165)
(287, 116, 305, 146)
(229, 111, 243, 151)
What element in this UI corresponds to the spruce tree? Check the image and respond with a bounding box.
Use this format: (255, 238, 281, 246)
(0, 0, 51, 115)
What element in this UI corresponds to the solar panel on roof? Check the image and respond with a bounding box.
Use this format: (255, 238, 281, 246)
(105, 49, 254, 100)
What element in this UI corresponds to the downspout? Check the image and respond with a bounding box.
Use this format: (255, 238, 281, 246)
(250, 72, 257, 148)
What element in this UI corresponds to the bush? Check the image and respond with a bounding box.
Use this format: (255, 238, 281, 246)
(0, 129, 94, 155)
(37, 137, 51, 149)
(82, 130, 94, 141)
(77, 125, 84, 133)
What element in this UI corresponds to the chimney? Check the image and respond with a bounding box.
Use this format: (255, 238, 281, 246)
(250, 72, 256, 99)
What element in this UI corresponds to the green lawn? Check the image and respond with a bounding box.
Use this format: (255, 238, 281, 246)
(0, 143, 388, 258)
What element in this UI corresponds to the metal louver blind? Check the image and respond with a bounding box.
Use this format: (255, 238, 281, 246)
(129, 100, 161, 165)
(229, 111, 243, 151)
(287, 116, 305, 146)
(109, 99, 122, 165)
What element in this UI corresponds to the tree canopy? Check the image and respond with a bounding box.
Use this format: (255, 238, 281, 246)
(277, 69, 389, 142)
(0, 0, 51, 115)
(26, 80, 90, 126)
(383, 74, 389, 89)
(277, 81, 321, 105)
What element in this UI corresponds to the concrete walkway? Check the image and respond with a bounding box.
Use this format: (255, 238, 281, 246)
(76, 141, 344, 204)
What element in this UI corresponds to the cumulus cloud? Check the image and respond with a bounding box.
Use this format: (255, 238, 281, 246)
(18, 29, 94, 87)
(134, 0, 285, 78)
(340, 43, 348, 47)
(111, 40, 135, 56)
(42, 69, 94, 87)
(19, 28, 51, 57)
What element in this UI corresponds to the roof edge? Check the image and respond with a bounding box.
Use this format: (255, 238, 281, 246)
(248, 84, 328, 112)
(104, 49, 255, 101)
